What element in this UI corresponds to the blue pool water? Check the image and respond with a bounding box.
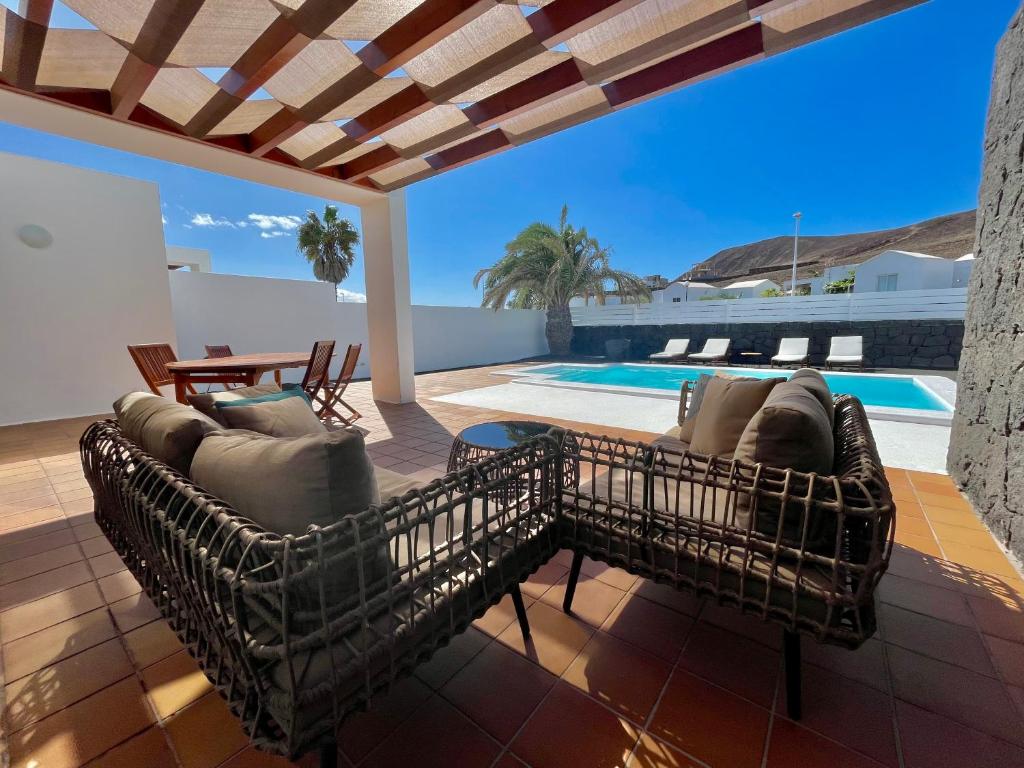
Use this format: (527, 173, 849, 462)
(524, 364, 952, 412)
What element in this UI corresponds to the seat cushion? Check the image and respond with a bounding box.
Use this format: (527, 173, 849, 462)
(190, 427, 379, 535)
(187, 382, 281, 425)
(789, 368, 835, 426)
(216, 390, 326, 438)
(113, 392, 220, 474)
(733, 382, 835, 550)
(689, 376, 785, 457)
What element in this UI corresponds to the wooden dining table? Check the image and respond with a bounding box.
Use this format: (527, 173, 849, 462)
(165, 352, 312, 404)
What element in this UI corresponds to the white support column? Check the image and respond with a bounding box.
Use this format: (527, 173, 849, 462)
(361, 190, 415, 403)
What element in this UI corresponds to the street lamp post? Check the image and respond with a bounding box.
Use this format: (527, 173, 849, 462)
(791, 212, 802, 297)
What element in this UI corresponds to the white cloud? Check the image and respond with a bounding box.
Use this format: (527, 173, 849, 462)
(161, 214, 167, 225)
(191, 213, 235, 228)
(336, 287, 367, 303)
(247, 213, 302, 231)
(235, 221, 248, 228)
(260, 230, 289, 239)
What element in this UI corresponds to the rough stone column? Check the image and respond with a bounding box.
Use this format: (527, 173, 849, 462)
(948, 6, 1024, 560)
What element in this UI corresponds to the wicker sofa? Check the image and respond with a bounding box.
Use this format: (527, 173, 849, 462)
(81, 392, 893, 766)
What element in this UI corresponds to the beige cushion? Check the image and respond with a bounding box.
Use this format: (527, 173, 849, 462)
(733, 382, 835, 551)
(216, 393, 326, 438)
(190, 428, 380, 536)
(187, 383, 281, 425)
(113, 392, 220, 474)
(789, 368, 835, 427)
(689, 376, 784, 457)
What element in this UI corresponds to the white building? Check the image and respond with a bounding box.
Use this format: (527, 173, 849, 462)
(652, 281, 720, 303)
(853, 250, 961, 293)
(718, 278, 781, 299)
(166, 245, 212, 272)
(784, 264, 856, 295)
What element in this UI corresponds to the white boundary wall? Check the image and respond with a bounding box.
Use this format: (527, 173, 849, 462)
(571, 288, 968, 326)
(0, 152, 176, 425)
(168, 272, 547, 383)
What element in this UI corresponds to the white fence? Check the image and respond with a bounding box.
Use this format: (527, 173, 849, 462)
(572, 288, 968, 326)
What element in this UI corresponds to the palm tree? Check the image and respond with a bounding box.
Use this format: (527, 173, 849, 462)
(296, 205, 359, 297)
(474, 205, 650, 354)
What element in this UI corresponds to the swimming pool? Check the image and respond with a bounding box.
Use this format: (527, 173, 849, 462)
(508, 364, 954, 413)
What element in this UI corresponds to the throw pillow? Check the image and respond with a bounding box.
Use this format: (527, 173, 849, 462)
(215, 389, 325, 438)
(113, 392, 220, 474)
(688, 376, 785, 457)
(732, 382, 836, 551)
(187, 382, 282, 425)
(789, 368, 835, 427)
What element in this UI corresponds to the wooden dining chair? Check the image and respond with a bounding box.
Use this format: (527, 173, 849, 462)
(318, 344, 363, 425)
(203, 345, 236, 390)
(296, 340, 336, 410)
(204, 344, 234, 359)
(128, 343, 195, 396)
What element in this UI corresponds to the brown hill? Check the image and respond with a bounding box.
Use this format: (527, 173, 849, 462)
(675, 210, 976, 286)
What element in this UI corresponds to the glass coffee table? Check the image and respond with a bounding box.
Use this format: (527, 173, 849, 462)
(447, 420, 579, 490)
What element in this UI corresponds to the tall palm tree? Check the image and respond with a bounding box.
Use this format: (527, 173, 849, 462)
(474, 205, 650, 354)
(296, 205, 359, 297)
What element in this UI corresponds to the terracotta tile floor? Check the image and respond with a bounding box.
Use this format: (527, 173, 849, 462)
(1, 363, 1024, 768)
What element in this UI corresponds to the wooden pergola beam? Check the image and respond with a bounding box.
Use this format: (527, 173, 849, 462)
(0, 1, 52, 90)
(110, 0, 204, 119)
(185, 0, 358, 137)
(602, 23, 765, 109)
(526, 0, 645, 46)
(339, 144, 404, 181)
(425, 129, 510, 172)
(357, 0, 495, 76)
(463, 58, 585, 128)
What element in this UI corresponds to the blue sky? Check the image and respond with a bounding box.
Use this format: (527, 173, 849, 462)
(0, 0, 1017, 305)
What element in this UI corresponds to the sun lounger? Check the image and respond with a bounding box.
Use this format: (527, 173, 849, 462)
(649, 338, 690, 362)
(771, 337, 810, 367)
(687, 338, 731, 363)
(826, 335, 864, 370)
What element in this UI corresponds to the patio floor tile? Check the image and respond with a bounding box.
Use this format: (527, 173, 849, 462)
(766, 719, 885, 768)
(601, 591, 696, 662)
(511, 682, 640, 768)
(497, 600, 594, 676)
(563, 630, 673, 724)
(648, 669, 770, 768)
(2, 364, 1024, 768)
(676, 623, 780, 707)
(164, 692, 249, 768)
(7, 677, 154, 768)
(442, 641, 557, 742)
(362, 695, 500, 768)
(83, 727, 178, 768)
(896, 700, 1024, 768)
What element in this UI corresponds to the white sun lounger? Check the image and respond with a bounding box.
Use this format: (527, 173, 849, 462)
(826, 336, 864, 370)
(649, 338, 690, 362)
(687, 338, 731, 363)
(771, 337, 810, 367)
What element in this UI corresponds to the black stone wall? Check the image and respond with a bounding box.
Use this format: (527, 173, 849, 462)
(571, 319, 964, 370)
(948, 7, 1024, 561)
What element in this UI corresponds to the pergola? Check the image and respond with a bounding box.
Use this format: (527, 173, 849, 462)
(0, 0, 923, 403)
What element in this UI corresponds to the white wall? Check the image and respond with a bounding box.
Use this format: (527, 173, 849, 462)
(0, 152, 176, 425)
(169, 272, 547, 382)
(952, 257, 975, 288)
(854, 251, 955, 292)
(412, 305, 548, 372)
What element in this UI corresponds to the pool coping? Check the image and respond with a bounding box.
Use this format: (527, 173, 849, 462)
(494, 363, 956, 427)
